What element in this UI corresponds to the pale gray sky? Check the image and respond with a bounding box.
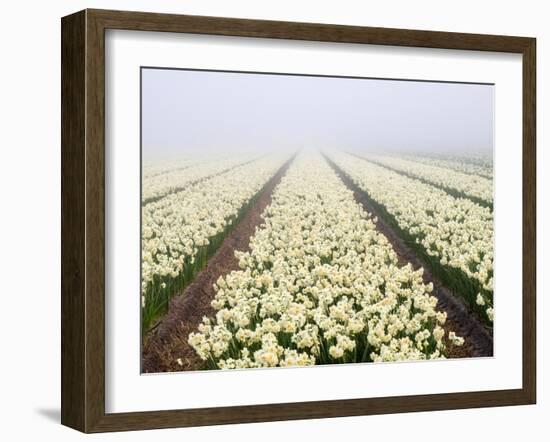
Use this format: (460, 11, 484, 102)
(142, 68, 493, 159)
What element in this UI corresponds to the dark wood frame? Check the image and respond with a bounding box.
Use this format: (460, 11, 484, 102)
(61, 8, 536, 433)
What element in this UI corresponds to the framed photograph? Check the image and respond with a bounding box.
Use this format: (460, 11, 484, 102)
(61, 9, 536, 433)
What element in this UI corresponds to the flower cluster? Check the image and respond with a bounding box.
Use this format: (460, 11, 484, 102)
(142, 154, 260, 202)
(329, 151, 493, 320)
(188, 152, 460, 369)
(363, 154, 493, 204)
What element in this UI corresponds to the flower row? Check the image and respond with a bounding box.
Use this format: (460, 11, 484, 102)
(142, 153, 260, 203)
(360, 153, 493, 205)
(189, 152, 461, 369)
(401, 154, 493, 180)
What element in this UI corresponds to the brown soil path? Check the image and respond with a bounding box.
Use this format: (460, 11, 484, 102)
(141, 158, 293, 373)
(325, 156, 494, 359)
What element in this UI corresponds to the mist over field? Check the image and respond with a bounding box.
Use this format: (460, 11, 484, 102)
(141, 68, 494, 162)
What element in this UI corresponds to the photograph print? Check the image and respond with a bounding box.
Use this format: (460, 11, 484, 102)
(140, 68, 494, 373)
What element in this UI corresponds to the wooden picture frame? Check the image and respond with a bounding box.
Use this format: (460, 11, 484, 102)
(61, 8, 536, 433)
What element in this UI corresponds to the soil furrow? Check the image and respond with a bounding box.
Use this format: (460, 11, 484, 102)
(325, 155, 493, 359)
(141, 157, 294, 373)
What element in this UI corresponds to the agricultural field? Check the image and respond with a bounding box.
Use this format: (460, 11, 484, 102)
(140, 67, 494, 373)
(141, 149, 494, 372)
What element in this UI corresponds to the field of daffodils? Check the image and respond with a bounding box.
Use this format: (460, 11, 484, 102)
(141, 149, 493, 370)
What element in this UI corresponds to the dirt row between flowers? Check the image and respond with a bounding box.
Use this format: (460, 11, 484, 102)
(141, 158, 294, 373)
(325, 156, 494, 359)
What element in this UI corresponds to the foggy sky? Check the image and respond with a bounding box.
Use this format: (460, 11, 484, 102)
(142, 68, 493, 160)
